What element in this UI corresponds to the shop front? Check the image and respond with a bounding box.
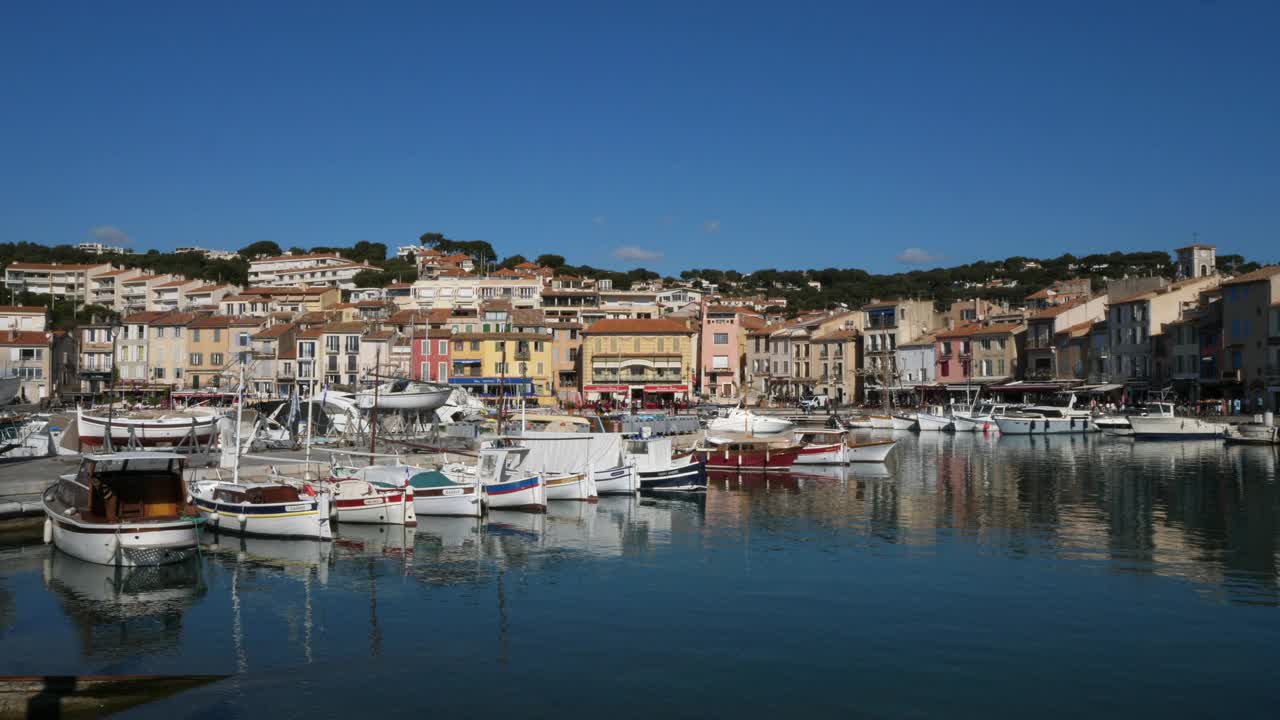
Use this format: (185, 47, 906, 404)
(448, 376, 543, 406)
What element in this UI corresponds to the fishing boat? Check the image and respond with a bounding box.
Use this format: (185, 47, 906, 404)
(890, 414, 917, 431)
(75, 408, 220, 448)
(188, 477, 333, 540)
(706, 408, 795, 435)
(950, 414, 980, 432)
(867, 415, 896, 430)
(697, 436, 803, 472)
(847, 438, 898, 462)
(914, 410, 954, 431)
(593, 463, 638, 495)
(355, 378, 453, 411)
(324, 462, 417, 525)
(42, 452, 203, 567)
(626, 436, 707, 491)
(957, 402, 1016, 431)
(1128, 411, 1227, 440)
(845, 416, 874, 429)
(474, 443, 547, 511)
(402, 468, 483, 516)
(793, 429, 850, 464)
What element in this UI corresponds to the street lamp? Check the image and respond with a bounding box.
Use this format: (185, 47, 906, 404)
(105, 318, 123, 451)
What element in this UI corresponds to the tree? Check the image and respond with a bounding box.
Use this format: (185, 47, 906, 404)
(419, 232, 445, 247)
(351, 269, 386, 288)
(499, 254, 529, 270)
(536, 254, 566, 269)
(238, 241, 282, 259)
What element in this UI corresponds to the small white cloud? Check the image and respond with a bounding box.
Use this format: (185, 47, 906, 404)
(91, 225, 131, 246)
(896, 247, 943, 265)
(613, 245, 663, 261)
(592, 215, 607, 227)
(701, 219, 721, 234)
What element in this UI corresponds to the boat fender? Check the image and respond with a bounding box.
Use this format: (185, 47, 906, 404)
(43, 518, 52, 544)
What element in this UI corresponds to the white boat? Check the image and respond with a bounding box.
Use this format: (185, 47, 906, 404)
(847, 438, 897, 463)
(1091, 416, 1134, 436)
(993, 406, 1094, 435)
(626, 436, 707, 491)
(544, 472, 596, 501)
(475, 444, 547, 511)
(188, 477, 333, 540)
(890, 414, 917, 431)
(325, 462, 418, 525)
(950, 414, 980, 432)
(1128, 406, 1226, 440)
(75, 408, 219, 449)
(957, 402, 1017, 431)
(915, 410, 954, 432)
(867, 415, 896, 430)
(593, 463, 638, 495)
(355, 379, 453, 411)
(706, 408, 795, 435)
(1224, 423, 1280, 445)
(845, 416, 874, 429)
(42, 452, 203, 567)
(793, 429, 849, 464)
(509, 431, 624, 499)
(403, 468, 482, 516)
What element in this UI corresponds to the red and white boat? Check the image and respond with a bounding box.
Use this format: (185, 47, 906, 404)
(793, 430, 850, 464)
(324, 463, 417, 525)
(76, 408, 220, 448)
(697, 436, 802, 472)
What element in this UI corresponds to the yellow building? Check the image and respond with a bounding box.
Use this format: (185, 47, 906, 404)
(581, 318, 696, 406)
(184, 315, 265, 390)
(448, 332, 555, 406)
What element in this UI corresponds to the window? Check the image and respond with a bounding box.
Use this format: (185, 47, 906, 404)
(239, 333, 250, 347)
(19, 348, 42, 361)
(190, 353, 203, 366)
(155, 327, 165, 338)
(438, 340, 447, 355)
(300, 342, 316, 359)
(211, 353, 223, 366)
(346, 336, 360, 353)
(154, 367, 166, 379)
(213, 329, 222, 342)
(454, 341, 464, 352)
(713, 333, 729, 344)
(326, 336, 340, 353)
(437, 362, 447, 380)
(174, 326, 182, 338)
(192, 329, 201, 342)
(713, 354, 730, 369)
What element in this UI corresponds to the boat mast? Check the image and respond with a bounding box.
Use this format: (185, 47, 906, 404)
(370, 345, 380, 460)
(233, 358, 245, 484)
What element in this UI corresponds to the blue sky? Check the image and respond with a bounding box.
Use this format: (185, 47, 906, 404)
(1, 1, 1277, 274)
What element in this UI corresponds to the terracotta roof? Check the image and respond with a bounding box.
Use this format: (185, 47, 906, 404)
(1028, 298, 1086, 320)
(252, 252, 344, 263)
(122, 274, 163, 283)
(442, 253, 472, 263)
(152, 312, 196, 327)
(450, 332, 552, 342)
(435, 268, 471, 278)
(323, 321, 367, 333)
(936, 322, 1025, 339)
(1057, 320, 1095, 339)
(583, 318, 693, 335)
(297, 328, 325, 339)
(154, 278, 193, 289)
(0, 306, 45, 314)
(122, 311, 172, 324)
(91, 268, 136, 277)
(331, 302, 357, 309)
(1221, 265, 1280, 287)
(0, 330, 47, 346)
(364, 329, 394, 340)
(296, 311, 332, 324)
(242, 286, 333, 296)
(511, 308, 545, 326)
(427, 328, 452, 338)
(813, 329, 859, 341)
(188, 315, 232, 329)
(898, 333, 937, 347)
(252, 323, 295, 340)
(230, 316, 267, 328)
(185, 284, 229, 293)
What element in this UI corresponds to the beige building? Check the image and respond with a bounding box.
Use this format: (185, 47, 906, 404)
(581, 318, 696, 406)
(0, 306, 47, 332)
(148, 312, 196, 387)
(1105, 275, 1219, 395)
(1219, 265, 1280, 411)
(811, 329, 861, 405)
(0, 330, 52, 403)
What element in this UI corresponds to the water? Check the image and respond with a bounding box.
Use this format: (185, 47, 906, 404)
(2, 434, 1279, 718)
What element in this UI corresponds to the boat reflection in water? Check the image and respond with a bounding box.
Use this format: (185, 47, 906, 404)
(201, 531, 332, 586)
(41, 550, 205, 660)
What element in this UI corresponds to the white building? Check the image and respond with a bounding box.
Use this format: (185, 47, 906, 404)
(76, 242, 129, 255)
(0, 306, 48, 332)
(247, 253, 353, 286)
(271, 262, 379, 290)
(3, 262, 114, 302)
(411, 276, 542, 310)
(175, 246, 238, 260)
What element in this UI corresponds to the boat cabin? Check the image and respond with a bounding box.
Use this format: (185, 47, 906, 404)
(478, 443, 535, 484)
(796, 430, 846, 445)
(49, 453, 188, 524)
(211, 483, 306, 505)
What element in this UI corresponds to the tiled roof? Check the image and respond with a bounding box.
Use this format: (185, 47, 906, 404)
(187, 315, 232, 329)
(252, 253, 344, 263)
(252, 323, 295, 340)
(0, 330, 48, 346)
(152, 312, 196, 327)
(813, 329, 859, 341)
(323, 321, 367, 333)
(583, 318, 692, 335)
(1221, 265, 1280, 287)
(1028, 298, 1086, 319)
(154, 279, 193, 289)
(936, 322, 1025, 339)
(122, 311, 172, 324)
(0, 306, 45, 314)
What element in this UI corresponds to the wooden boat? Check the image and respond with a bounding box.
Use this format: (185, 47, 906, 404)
(544, 472, 596, 501)
(355, 379, 453, 411)
(324, 463, 417, 525)
(890, 414, 917, 431)
(847, 438, 897, 463)
(42, 452, 203, 567)
(950, 414, 980, 432)
(914, 411, 954, 431)
(626, 436, 707, 491)
(475, 444, 547, 511)
(706, 408, 795, 435)
(867, 415, 895, 430)
(188, 477, 333, 540)
(593, 463, 638, 495)
(793, 429, 849, 464)
(75, 408, 219, 448)
(845, 416, 874, 429)
(404, 469, 482, 517)
(697, 436, 802, 472)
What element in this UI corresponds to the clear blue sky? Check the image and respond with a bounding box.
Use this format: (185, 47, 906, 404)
(1, 1, 1276, 275)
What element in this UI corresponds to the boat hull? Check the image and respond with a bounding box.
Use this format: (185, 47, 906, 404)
(915, 413, 954, 431)
(328, 481, 417, 525)
(696, 445, 801, 472)
(593, 464, 638, 495)
(483, 475, 547, 511)
(793, 442, 845, 465)
(890, 416, 917, 431)
(638, 459, 707, 491)
(950, 415, 979, 432)
(994, 416, 1092, 435)
(707, 416, 794, 435)
(76, 411, 218, 448)
(193, 495, 332, 540)
(412, 483, 482, 517)
(356, 388, 452, 411)
(867, 416, 895, 430)
(1128, 416, 1226, 440)
(545, 472, 597, 502)
(44, 510, 201, 567)
(847, 440, 896, 463)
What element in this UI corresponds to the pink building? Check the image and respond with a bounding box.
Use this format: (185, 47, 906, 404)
(700, 306, 746, 399)
(412, 328, 452, 381)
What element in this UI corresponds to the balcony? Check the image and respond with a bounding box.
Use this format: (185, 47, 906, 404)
(591, 371, 684, 383)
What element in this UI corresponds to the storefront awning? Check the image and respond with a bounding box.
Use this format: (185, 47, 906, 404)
(988, 382, 1073, 392)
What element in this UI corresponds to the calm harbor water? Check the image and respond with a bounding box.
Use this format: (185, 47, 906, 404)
(2, 433, 1279, 718)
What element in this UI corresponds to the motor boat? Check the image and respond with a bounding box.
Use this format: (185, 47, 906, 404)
(706, 408, 795, 436)
(793, 429, 850, 464)
(625, 436, 707, 491)
(75, 408, 219, 449)
(1224, 423, 1280, 445)
(1128, 404, 1227, 440)
(42, 452, 203, 567)
(402, 468, 483, 516)
(188, 476, 333, 540)
(355, 379, 453, 411)
(914, 409, 954, 432)
(993, 396, 1095, 435)
(1091, 403, 1174, 436)
(950, 414, 980, 432)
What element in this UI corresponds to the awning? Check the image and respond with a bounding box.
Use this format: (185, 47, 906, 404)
(584, 384, 628, 393)
(451, 359, 482, 365)
(643, 384, 688, 393)
(1072, 383, 1123, 393)
(988, 382, 1073, 392)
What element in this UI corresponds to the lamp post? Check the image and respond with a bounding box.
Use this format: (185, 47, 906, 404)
(105, 318, 122, 451)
